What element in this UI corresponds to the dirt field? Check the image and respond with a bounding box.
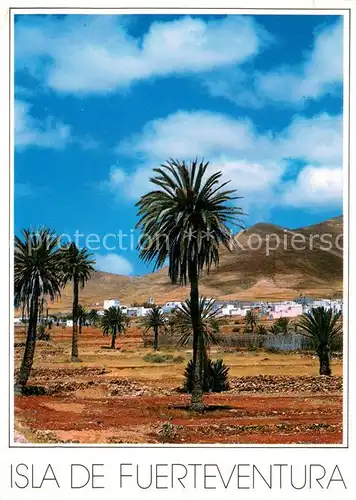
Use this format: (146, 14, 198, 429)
(14, 325, 343, 445)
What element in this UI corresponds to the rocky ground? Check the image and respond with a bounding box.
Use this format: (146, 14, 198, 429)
(13, 328, 343, 445)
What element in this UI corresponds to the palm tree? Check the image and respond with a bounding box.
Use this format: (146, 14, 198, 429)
(175, 297, 221, 381)
(88, 309, 99, 327)
(245, 310, 257, 333)
(136, 159, 244, 411)
(60, 243, 95, 361)
(256, 324, 268, 335)
(269, 324, 281, 335)
(77, 304, 88, 334)
(141, 305, 166, 351)
(14, 228, 62, 390)
(297, 307, 342, 376)
(274, 317, 291, 334)
(100, 306, 129, 349)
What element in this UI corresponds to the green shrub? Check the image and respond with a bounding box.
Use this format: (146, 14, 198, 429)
(173, 355, 185, 364)
(143, 353, 184, 364)
(37, 325, 51, 341)
(183, 358, 230, 393)
(266, 347, 280, 354)
(143, 353, 173, 363)
(247, 344, 258, 351)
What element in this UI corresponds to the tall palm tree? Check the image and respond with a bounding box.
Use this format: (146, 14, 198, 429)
(174, 297, 221, 382)
(14, 228, 62, 390)
(141, 305, 166, 351)
(77, 304, 88, 335)
(245, 310, 257, 333)
(136, 159, 244, 411)
(88, 309, 99, 327)
(60, 243, 95, 361)
(100, 306, 129, 349)
(297, 307, 342, 375)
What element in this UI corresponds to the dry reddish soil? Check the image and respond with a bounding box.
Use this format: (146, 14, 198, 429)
(14, 326, 343, 445)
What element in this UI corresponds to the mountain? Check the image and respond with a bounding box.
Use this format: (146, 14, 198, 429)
(49, 216, 343, 312)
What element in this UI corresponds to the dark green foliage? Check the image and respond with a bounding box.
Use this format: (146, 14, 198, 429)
(136, 159, 244, 411)
(183, 358, 230, 393)
(136, 159, 244, 285)
(88, 309, 99, 326)
(174, 297, 221, 348)
(266, 347, 280, 354)
(273, 317, 291, 334)
(141, 305, 166, 350)
(100, 306, 129, 349)
(256, 324, 268, 335)
(269, 324, 281, 335)
(297, 306, 342, 375)
(14, 227, 63, 387)
(245, 310, 257, 332)
(37, 324, 51, 341)
(143, 353, 185, 364)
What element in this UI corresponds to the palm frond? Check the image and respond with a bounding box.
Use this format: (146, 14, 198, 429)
(136, 159, 245, 284)
(173, 297, 221, 348)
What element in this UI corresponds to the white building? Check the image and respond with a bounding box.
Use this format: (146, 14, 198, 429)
(269, 302, 303, 319)
(147, 297, 155, 305)
(103, 298, 120, 310)
(127, 306, 152, 317)
(219, 304, 248, 317)
(304, 299, 343, 315)
(162, 301, 182, 313)
(66, 319, 73, 327)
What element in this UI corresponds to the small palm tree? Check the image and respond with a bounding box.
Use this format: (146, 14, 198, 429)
(174, 297, 221, 385)
(269, 324, 281, 335)
(14, 228, 62, 390)
(256, 324, 268, 335)
(245, 310, 257, 333)
(60, 243, 95, 361)
(274, 317, 291, 334)
(88, 309, 99, 327)
(101, 306, 129, 349)
(141, 305, 166, 351)
(136, 159, 244, 411)
(77, 304, 88, 334)
(297, 307, 342, 375)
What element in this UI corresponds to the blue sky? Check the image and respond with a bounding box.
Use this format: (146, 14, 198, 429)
(14, 14, 343, 276)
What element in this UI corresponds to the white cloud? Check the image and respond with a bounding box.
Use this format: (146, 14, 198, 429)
(105, 109, 342, 212)
(281, 166, 343, 208)
(15, 99, 101, 151)
(15, 15, 267, 94)
(95, 253, 133, 275)
(15, 99, 71, 149)
(260, 20, 342, 103)
(206, 20, 343, 107)
(278, 113, 342, 165)
(117, 110, 258, 159)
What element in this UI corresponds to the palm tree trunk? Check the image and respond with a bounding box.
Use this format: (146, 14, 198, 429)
(318, 345, 332, 375)
(111, 326, 117, 349)
(188, 262, 204, 412)
(153, 326, 159, 351)
(16, 285, 39, 390)
(71, 277, 79, 361)
(79, 318, 82, 335)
